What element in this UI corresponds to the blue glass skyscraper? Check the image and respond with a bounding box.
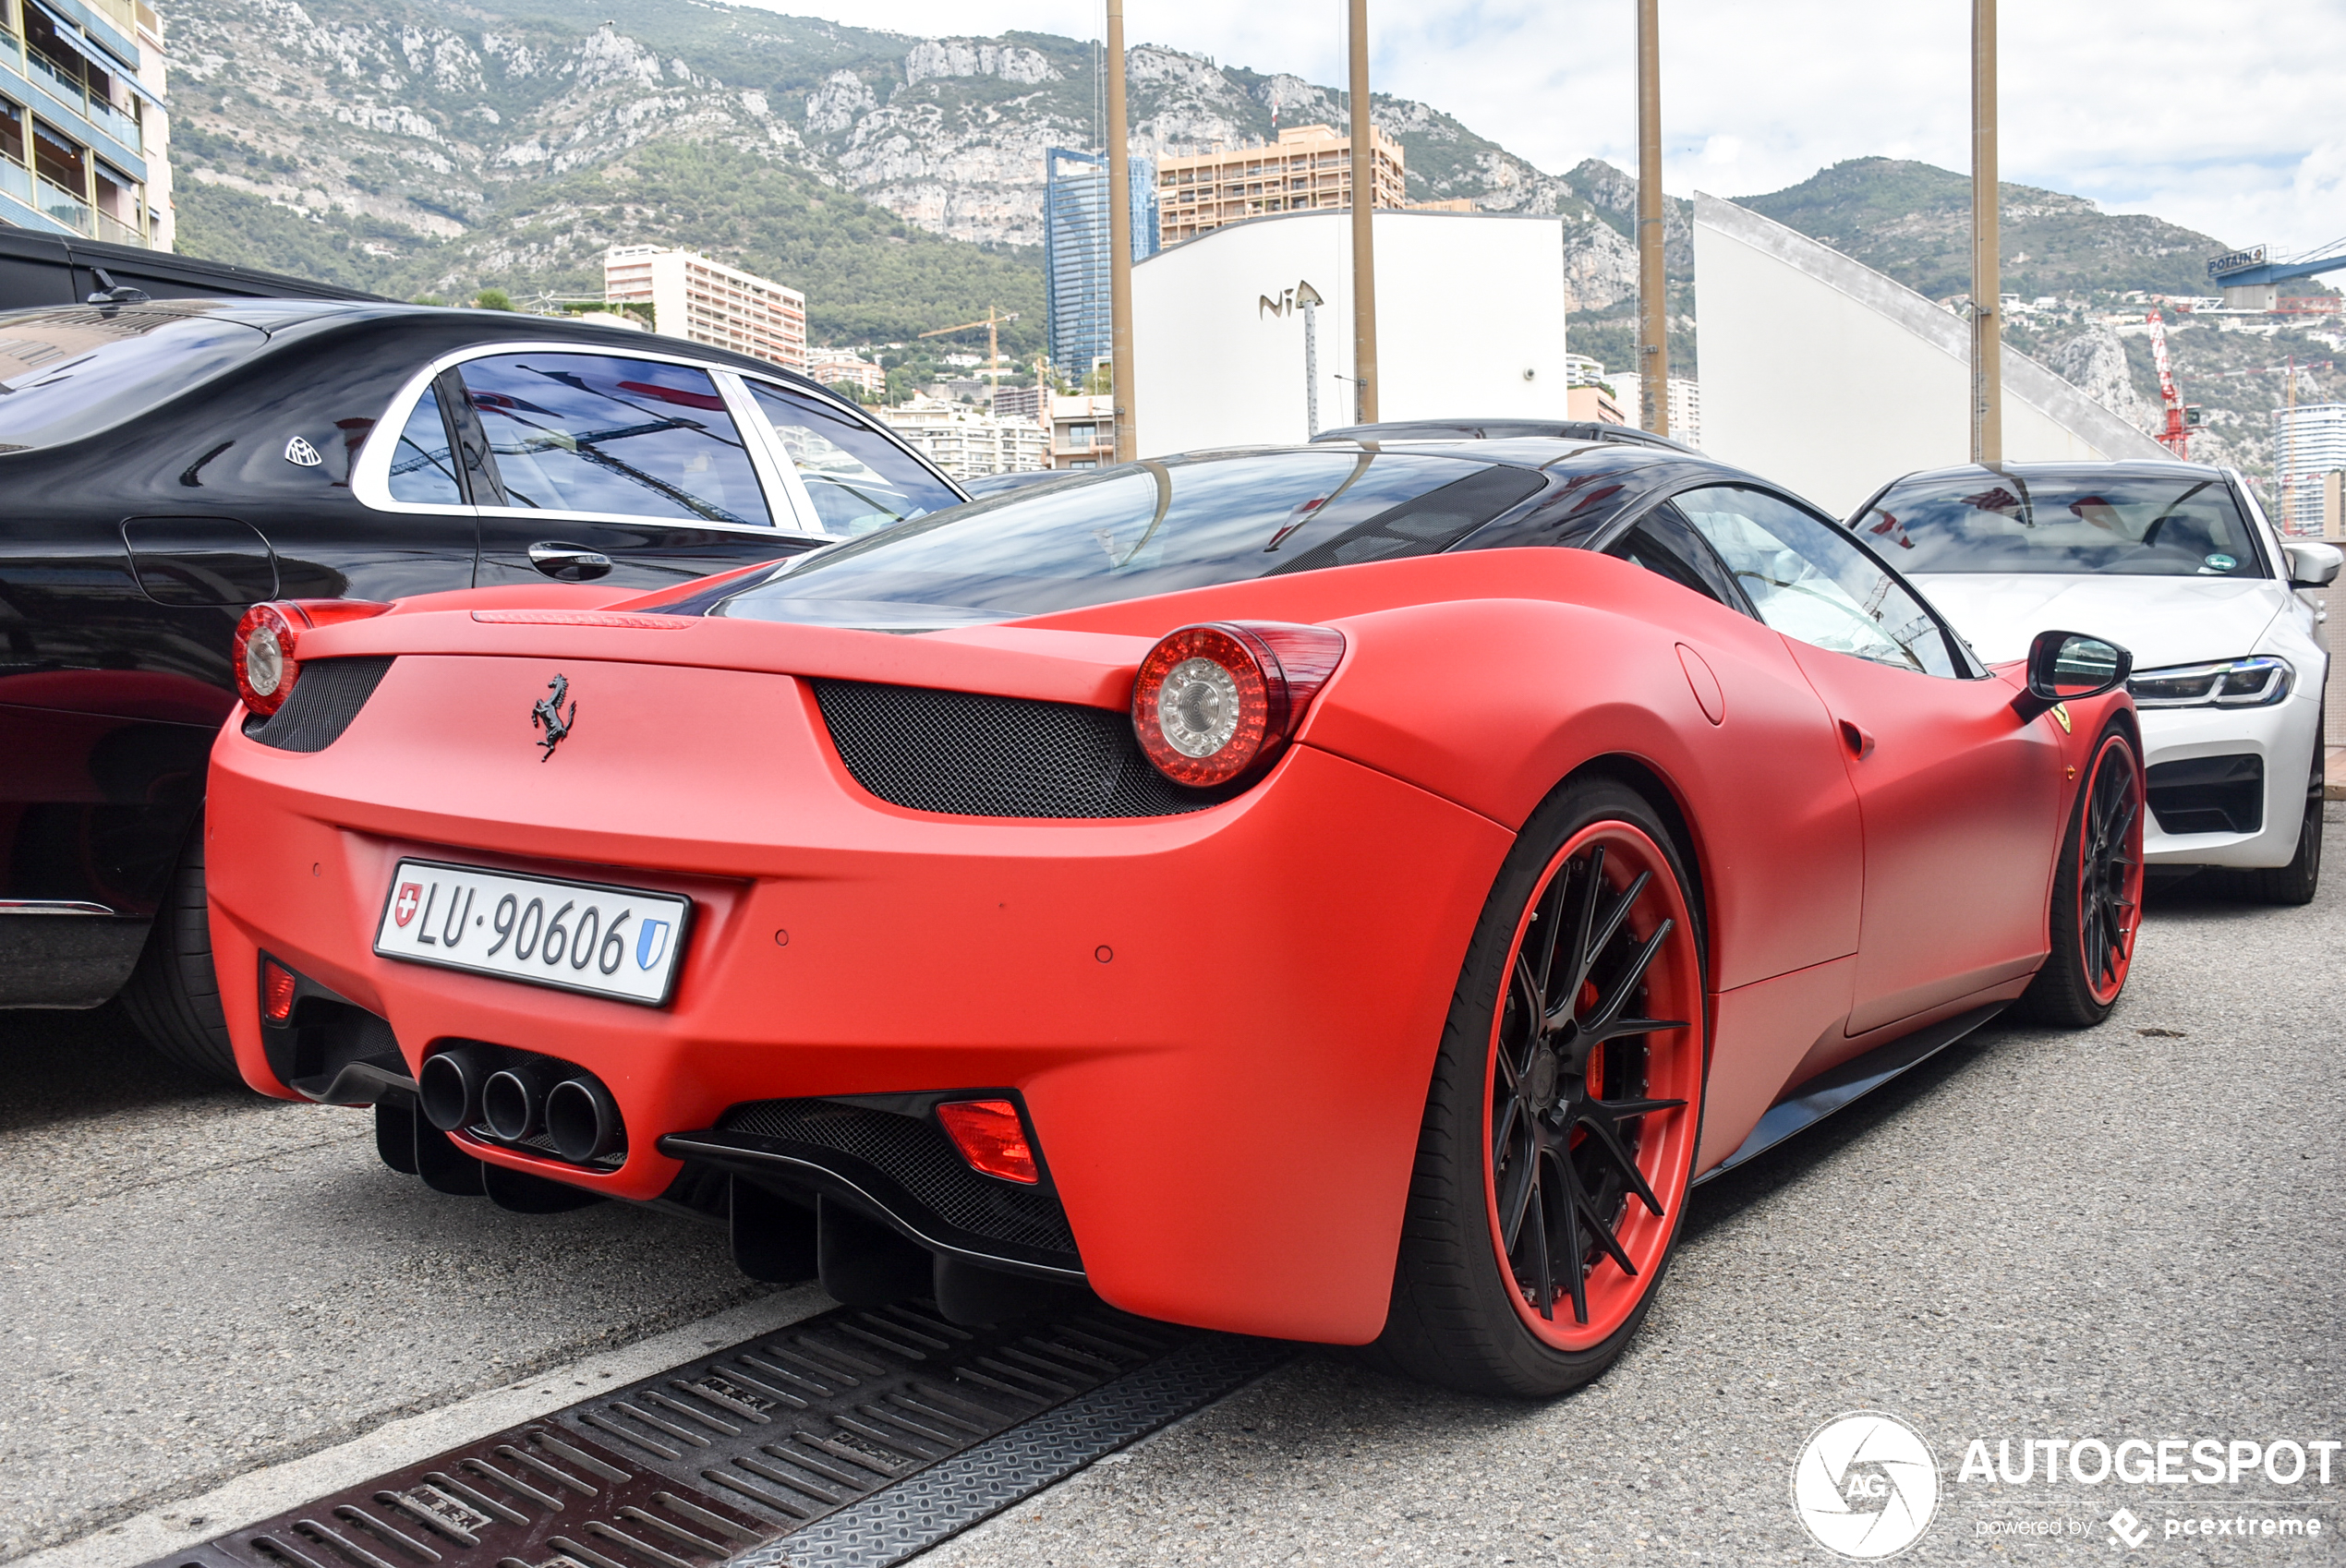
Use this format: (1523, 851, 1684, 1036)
(1044, 147, 1157, 382)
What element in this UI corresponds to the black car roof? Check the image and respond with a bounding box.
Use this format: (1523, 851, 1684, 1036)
(0, 296, 848, 400)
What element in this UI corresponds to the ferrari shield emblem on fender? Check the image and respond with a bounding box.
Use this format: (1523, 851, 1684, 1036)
(531, 673, 576, 759)
(2050, 702, 2073, 733)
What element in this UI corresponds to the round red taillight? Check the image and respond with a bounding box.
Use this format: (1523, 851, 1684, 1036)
(1131, 621, 1346, 788)
(234, 602, 302, 717)
(232, 598, 394, 718)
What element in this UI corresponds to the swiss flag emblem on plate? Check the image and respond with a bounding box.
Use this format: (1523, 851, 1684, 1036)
(393, 883, 422, 927)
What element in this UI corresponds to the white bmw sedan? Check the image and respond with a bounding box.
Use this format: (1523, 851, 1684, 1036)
(1852, 461, 2340, 903)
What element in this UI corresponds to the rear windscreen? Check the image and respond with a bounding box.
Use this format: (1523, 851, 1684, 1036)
(699, 449, 1546, 628)
(0, 306, 269, 452)
(1856, 469, 2267, 577)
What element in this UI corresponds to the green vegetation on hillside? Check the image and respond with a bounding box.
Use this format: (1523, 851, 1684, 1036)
(1738, 157, 2226, 300)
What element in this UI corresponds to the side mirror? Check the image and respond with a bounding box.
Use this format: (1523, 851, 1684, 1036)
(2283, 541, 2342, 589)
(2017, 630, 2132, 718)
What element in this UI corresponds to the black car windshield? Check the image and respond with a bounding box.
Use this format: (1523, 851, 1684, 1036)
(1856, 470, 2267, 577)
(707, 450, 1545, 626)
(0, 306, 271, 452)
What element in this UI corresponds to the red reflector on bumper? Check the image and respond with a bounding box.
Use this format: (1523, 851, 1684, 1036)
(936, 1099, 1039, 1184)
(261, 960, 296, 1023)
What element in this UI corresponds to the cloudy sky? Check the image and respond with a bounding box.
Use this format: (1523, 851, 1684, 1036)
(755, 0, 2342, 260)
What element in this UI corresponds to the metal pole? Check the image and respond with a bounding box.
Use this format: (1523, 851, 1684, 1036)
(1302, 296, 1320, 437)
(1970, 0, 2001, 465)
(1348, 0, 1379, 424)
(1635, 0, 1668, 439)
(1106, 0, 1138, 463)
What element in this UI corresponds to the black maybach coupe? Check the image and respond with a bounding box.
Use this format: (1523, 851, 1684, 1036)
(0, 296, 965, 1074)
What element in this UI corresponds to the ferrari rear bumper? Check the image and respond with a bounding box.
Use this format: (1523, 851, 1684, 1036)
(207, 651, 1513, 1344)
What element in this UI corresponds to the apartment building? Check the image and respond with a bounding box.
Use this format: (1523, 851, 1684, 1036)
(877, 393, 1049, 479)
(1047, 392, 1119, 469)
(603, 245, 808, 371)
(0, 0, 171, 247)
(1155, 123, 1406, 247)
(2273, 403, 2345, 537)
(990, 383, 1044, 424)
(806, 348, 885, 395)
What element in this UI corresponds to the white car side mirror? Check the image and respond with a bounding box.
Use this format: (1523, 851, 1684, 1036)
(2283, 541, 2342, 588)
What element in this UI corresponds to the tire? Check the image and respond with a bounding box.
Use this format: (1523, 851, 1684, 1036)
(2233, 717, 2324, 907)
(119, 816, 240, 1081)
(2016, 723, 2145, 1029)
(1373, 777, 1709, 1398)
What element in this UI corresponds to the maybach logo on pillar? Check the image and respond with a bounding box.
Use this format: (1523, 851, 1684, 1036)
(1788, 1410, 2339, 1556)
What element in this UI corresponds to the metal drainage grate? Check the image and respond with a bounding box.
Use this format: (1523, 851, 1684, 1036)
(151, 1301, 1288, 1568)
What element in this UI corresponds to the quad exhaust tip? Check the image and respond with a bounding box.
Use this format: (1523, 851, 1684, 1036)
(547, 1075, 624, 1163)
(417, 1049, 482, 1133)
(423, 1047, 624, 1164)
(481, 1061, 562, 1142)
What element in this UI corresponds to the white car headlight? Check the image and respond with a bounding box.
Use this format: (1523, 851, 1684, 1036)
(2126, 654, 2293, 708)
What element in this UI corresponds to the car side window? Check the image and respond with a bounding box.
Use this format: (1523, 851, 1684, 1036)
(1605, 506, 1748, 611)
(455, 354, 773, 526)
(1673, 485, 1958, 677)
(744, 381, 962, 537)
(386, 384, 465, 506)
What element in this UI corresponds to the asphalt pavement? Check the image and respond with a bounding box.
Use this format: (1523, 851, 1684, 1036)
(5, 815, 2340, 1567)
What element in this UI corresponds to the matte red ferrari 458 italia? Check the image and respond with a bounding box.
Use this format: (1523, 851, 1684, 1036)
(208, 433, 2144, 1395)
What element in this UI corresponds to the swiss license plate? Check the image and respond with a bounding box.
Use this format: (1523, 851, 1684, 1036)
(374, 859, 692, 1007)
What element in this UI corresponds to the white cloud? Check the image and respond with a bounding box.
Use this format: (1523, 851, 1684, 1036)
(752, 0, 2345, 256)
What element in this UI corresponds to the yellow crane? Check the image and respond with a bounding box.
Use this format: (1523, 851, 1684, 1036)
(918, 308, 1020, 380)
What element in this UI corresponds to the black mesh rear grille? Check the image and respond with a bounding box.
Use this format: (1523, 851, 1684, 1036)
(718, 1097, 1077, 1255)
(812, 679, 1239, 819)
(244, 657, 394, 753)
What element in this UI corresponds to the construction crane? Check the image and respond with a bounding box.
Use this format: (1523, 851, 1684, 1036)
(2145, 309, 2200, 458)
(918, 308, 1020, 380)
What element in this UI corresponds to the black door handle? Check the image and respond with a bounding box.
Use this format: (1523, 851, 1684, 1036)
(527, 541, 613, 581)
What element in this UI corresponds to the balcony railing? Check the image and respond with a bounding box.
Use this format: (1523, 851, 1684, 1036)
(93, 206, 142, 246)
(23, 44, 140, 153)
(36, 170, 90, 234)
(0, 156, 30, 210)
(25, 44, 79, 102)
(85, 94, 135, 149)
(0, 30, 22, 76)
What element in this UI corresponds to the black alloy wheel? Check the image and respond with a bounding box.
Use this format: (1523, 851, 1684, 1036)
(2019, 724, 2145, 1028)
(1375, 776, 1706, 1397)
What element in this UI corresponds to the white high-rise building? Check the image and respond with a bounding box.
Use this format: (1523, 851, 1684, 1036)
(2273, 403, 2346, 537)
(603, 246, 807, 371)
(877, 394, 1049, 479)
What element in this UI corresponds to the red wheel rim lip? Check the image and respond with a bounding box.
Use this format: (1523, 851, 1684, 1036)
(1481, 818, 1703, 1351)
(2083, 734, 2146, 1007)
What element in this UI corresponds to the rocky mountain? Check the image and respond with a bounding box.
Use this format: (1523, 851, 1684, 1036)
(149, 0, 2313, 482)
(1736, 157, 2226, 303)
(159, 0, 1648, 354)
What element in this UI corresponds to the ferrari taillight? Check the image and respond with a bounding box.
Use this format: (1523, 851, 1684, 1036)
(937, 1099, 1040, 1184)
(233, 599, 393, 717)
(1131, 621, 1346, 788)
